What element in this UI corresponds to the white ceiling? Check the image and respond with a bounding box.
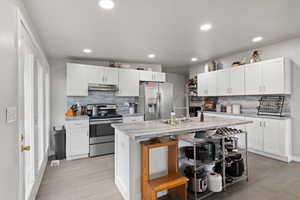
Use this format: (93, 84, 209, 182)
(24, 0, 300, 68)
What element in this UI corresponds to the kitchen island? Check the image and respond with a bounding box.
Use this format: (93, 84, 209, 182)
(112, 116, 252, 200)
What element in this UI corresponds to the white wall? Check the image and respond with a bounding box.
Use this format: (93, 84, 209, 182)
(189, 36, 300, 158)
(0, 0, 18, 199)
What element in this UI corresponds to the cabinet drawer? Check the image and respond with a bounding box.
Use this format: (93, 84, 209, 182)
(66, 120, 89, 129)
(90, 142, 114, 156)
(123, 116, 144, 123)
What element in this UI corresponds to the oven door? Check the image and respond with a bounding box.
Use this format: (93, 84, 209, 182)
(89, 118, 122, 144)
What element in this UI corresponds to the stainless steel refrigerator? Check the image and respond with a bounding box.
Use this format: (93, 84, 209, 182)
(138, 82, 174, 120)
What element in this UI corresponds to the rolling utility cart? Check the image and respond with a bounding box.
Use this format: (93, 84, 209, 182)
(180, 128, 248, 200)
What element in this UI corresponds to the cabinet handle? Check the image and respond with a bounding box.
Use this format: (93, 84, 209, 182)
(87, 131, 89, 136)
(263, 121, 266, 127)
(259, 121, 262, 127)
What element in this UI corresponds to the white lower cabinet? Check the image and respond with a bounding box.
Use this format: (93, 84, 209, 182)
(262, 119, 287, 157)
(66, 120, 89, 160)
(245, 117, 291, 162)
(245, 117, 264, 151)
(204, 113, 291, 162)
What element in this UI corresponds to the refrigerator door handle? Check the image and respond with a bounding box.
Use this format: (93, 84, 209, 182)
(157, 92, 161, 119)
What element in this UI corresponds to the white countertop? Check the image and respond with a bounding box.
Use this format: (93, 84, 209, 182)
(204, 111, 291, 120)
(112, 116, 252, 141)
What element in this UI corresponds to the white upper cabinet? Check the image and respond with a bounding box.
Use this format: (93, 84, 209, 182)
(197, 73, 207, 96)
(245, 57, 291, 95)
(216, 69, 230, 96)
(117, 69, 140, 96)
(66, 63, 88, 96)
(245, 62, 261, 95)
(260, 58, 291, 94)
(103, 67, 118, 85)
(86, 65, 104, 84)
(139, 71, 166, 82)
(230, 66, 245, 95)
(155, 72, 166, 82)
(198, 71, 217, 96)
(139, 71, 153, 81)
(216, 66, 245, 96)
(85, 66, 118, 85)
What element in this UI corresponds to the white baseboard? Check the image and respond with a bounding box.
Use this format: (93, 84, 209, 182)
(248, 148, 290, 163)
(292, 156, 300, 163)
(115, 177, 129, 200)
(29, 151, 48, 200)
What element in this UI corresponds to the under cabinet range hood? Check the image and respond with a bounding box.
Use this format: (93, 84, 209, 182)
(88, 83, 118, 92)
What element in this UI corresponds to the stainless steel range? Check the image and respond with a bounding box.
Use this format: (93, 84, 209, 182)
(87, 104, 122, 157)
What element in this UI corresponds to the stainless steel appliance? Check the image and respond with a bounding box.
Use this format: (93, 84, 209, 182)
(88, 83, 118, 92)
(138, 82, 174, 120)
(87, 104, 122, 157)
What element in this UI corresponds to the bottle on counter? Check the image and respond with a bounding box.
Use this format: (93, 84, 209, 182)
(170, 111, 176, 125)
(200, 107, 204, 122)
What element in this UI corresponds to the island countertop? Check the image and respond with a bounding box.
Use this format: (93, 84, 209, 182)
(112, 116, 252, 141)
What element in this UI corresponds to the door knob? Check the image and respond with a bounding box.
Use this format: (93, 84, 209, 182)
(21, 145, 31, 152)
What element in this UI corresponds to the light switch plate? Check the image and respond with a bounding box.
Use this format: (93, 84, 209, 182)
(6, 107, 17, 123)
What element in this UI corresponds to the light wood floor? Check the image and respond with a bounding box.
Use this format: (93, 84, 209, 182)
(37, 154, 300, 200)
(36, 155, 123, 200)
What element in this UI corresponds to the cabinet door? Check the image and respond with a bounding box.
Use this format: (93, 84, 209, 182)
(263, 119, 286, 156)
(245, 117, 263, 151)
(117, 69, 140, 96)
(261, 58, 284, 94)
(139, 71, 154, 81)
(104, 67, 118, 85)
(230, 66, 245, 95)
(86, 65, 104, 84)
(216, 69, 230, 96)
(155, 72, 166, 82)
(68, 127, 89, 156)
(245, 63, 262, 95)
(207, 71, 217, 96)
(197, 73, 208, 96)
(66, 64, 88, 96)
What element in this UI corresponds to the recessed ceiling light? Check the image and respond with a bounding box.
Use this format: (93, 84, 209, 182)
(191, 57, 198, 62)
(200, 23, 212, 31)
(98, 0, 115, 10)
(148, 54, 156, 59)
(83, 49, 92, 54)
(252, 36, 263, 43)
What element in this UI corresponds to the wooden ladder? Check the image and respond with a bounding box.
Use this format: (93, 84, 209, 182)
(141, 137, 189, 200)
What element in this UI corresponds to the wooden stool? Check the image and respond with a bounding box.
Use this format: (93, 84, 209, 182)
(141, 137, 188, 200)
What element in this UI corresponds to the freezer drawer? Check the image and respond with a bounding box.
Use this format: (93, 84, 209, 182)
(89, 142, 114, 157)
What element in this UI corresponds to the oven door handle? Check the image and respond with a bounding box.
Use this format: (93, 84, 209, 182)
(90, 120, 123, 125)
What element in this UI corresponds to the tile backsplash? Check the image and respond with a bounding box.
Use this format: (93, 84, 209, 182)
(67, 91, 138, 114)
(217, 95, 291, 114)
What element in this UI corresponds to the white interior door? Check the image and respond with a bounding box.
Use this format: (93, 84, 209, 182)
(19, 24, 36, 200)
